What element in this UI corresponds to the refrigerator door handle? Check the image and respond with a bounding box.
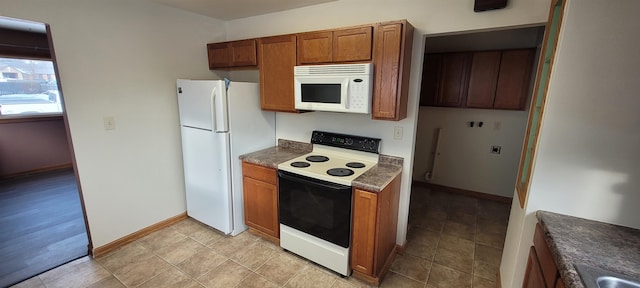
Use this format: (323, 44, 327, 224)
(212, 83, 229, 132)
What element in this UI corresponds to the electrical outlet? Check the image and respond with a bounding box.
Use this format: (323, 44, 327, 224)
(491, 145, 501, 154)
(394, 126, 403, 140)
(104, 116, 116, 130)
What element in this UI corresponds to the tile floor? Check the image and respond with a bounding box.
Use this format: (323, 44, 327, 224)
(11, 185, 510, 288)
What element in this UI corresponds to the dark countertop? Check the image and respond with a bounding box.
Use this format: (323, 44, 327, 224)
(239, 139, 312, 169)
(536, 211, 640, 288)
(239, 140, 403, 192)
(352, 155, 403, 192)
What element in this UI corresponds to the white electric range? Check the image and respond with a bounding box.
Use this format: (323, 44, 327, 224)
(276, 131, 381, 276)
(277, 145, 378, 186)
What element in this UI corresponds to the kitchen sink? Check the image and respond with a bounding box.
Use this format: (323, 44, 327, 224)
(575, 264, 640, 288)
(597, 276, 640, 288)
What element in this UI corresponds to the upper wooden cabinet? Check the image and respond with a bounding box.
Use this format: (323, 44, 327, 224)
(205, 20, 413, 119)
(466, 51, 501, 108)
(494, 49, 536, 109)
(421, 48, 536, 110)
(207, 39, 257, 69)
(258, 35, 298, 112)
(419, 52, 471, 107)
(297, 26, 373, 65)
(372, 20, 414, 120)
(438, 52, 471, 107)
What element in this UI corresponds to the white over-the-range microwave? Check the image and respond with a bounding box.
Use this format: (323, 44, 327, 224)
(294, 63, 373, 114)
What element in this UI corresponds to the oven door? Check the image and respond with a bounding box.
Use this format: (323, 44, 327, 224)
(294, 76, 349, 112)
(278, 170, 352, 248)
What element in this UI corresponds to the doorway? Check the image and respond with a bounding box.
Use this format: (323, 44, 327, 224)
(400, 26, 545, 286)
(0, 17, 90, 287)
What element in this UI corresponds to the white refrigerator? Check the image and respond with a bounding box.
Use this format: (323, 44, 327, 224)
(177, 79, 275, 236)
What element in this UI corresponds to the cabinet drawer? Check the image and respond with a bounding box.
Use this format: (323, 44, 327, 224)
(534, 223, 559, 288)
(242, 162, 276, 184)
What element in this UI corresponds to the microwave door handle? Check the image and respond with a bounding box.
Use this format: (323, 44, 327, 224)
(278, 171, 350, 191)
(342, 78, 350, 109)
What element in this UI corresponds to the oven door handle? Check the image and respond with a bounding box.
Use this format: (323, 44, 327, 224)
(278, 170, 351, 191)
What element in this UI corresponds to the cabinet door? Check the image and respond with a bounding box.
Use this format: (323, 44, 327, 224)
(351, 189, 378, 276)
(258, 35, 298, 112)
(333, 26, 373, 62)
(494, 49, 535, 110)
(534, 224, 559, 288)
(466, 51, 501, 108)
(372, 175, 401, 275)
(420, 54, 442, 106)
(297, 31, 332, 64)
(207, 42, 230, 69)
(555, 277, 565, 288)
(242, 176, 279, 238)
(229, 39, 257, 67)
(523, 246, 547, 288)
(372, 21, 413, 120)
(437, 53, 470, 107)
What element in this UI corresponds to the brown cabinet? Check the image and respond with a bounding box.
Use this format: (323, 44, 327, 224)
(419, 53, 441, 106)
(421, 48, 535, 110)
(494, 49, 535, 109)
(297, 26, 373, 65)
(258, 35, 298, 112)
(419, 52, 471, 107)
(438, 52, 472, 107)
(524, 246, 546, 288)
(206, 20, 413, 119)
(523, 224, 563, 288)
(372, 20, 414, 120)
(351, 174, 401, 285)
(207, 39, 257, 69)
(466, 51, 501, 108)
(241, 162, 279, 243)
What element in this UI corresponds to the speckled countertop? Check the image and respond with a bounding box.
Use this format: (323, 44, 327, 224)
(239, 139, 312, 169)
(536, 211, 640, 288)
(239, 139, 403, 192)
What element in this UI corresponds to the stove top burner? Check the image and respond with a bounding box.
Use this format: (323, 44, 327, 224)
(327, 168, 354, 177)
(290, 161, 311, 168)
(306, 155, 330, 162)
(346, 162, 366, 169)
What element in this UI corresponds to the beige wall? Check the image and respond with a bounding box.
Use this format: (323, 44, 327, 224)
(501, 0, 640, 286)
(1, 0, 226, 248)
(0, 119, 71, 176)
(414, 107, 528, 197)
(224, 0, 550, 257)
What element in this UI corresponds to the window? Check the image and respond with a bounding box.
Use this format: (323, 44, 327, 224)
(0, 57, 62, 117)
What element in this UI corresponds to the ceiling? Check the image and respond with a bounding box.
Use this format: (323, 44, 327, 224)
(146, 0, 338, 20)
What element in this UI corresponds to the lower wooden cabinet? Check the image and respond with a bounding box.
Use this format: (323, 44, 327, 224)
(241, 161, 279, 243)
(351, 174, 401, 285)
(524, 246, 547, 288)
(523, 223, 563, 288)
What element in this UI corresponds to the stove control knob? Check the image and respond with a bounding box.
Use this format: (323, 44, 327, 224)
(346, 138, 353, 145)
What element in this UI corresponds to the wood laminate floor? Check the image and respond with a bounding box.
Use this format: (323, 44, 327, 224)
(0, 170, 88, 288)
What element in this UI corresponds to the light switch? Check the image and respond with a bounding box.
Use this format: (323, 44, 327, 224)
(394, 126, 403, 140)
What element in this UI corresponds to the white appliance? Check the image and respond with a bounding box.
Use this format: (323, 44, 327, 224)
(294, 63, 373, 114)
(177, 79, 275, 236)
(277, 131, 381, 276)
